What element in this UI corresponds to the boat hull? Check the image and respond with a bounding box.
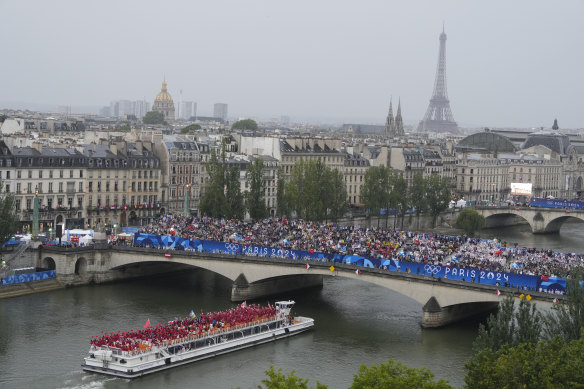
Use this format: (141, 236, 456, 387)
(82, 317, 314, 379)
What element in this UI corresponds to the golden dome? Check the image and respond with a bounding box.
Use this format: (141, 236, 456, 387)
(155, 78, 173, 102)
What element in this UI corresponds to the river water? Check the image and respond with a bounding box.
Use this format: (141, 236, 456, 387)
(2, 223, 584, 389)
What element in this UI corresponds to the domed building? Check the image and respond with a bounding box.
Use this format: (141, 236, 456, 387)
(152, 78, 175, 121)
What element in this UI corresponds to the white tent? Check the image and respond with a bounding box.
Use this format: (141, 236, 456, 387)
(456, 199, 467, 208)
(79, 234, 93, 246)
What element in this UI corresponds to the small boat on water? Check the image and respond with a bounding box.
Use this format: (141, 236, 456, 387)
(82, 300, 314, 378)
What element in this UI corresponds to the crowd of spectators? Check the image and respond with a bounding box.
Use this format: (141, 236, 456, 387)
(133, 215, 584, 279)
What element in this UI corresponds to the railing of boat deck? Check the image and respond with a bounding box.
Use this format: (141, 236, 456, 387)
(92, 315, 282, 358)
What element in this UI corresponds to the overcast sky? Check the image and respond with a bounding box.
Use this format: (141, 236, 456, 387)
(1, 0, 583, 128)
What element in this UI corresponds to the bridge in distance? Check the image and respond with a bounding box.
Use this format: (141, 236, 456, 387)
(38, 245, 561, 328)
(470, 206, 584, 233)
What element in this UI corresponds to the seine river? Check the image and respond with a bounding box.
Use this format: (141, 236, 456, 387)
(2, 222, 584, 389)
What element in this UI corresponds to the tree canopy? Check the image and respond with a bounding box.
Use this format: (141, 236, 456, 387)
(0, 180, 19, 247)
(544, 270, 584, 342)
(465, 334, 584, 389)
(245, 157, 269, 220)
(350, 359, 453, 389)
(472, 295, 543, 354)
(143, 111, 166, 125)
(456, 208, 485, 236)
(278, 159, 347, 221)
(199, 147, 227, 218)
(180, 124, 201, 133)
(232, 119, 258, 131)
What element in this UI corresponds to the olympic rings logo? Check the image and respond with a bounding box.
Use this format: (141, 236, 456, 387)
(224, 243, 239, 251)
(424, 265, 442, 274)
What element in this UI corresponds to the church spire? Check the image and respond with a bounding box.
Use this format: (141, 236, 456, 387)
(394, 98, 404, 136)
(384, 98, 396, 139)
(162, 76, 167, 92)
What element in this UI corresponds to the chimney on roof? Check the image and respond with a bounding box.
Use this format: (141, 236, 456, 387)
(32, 141, 43, 153)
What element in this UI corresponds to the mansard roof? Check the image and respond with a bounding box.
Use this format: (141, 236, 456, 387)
(458, 131, 517, 153)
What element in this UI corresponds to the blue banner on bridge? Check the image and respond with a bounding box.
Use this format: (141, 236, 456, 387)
(132, 233, 566, 294)
(1, 270, 57, 286)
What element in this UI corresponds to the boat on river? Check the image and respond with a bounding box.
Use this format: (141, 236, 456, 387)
(82, 300, 314, 378)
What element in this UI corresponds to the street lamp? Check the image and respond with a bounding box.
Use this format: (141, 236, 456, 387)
(32, 185, 39, 240)
(184, 184, 190, 217)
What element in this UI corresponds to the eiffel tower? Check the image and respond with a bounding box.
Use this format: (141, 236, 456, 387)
(417, 27, 458, 134)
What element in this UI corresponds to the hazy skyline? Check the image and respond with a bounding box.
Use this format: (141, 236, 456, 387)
(1, 0, 583, 128)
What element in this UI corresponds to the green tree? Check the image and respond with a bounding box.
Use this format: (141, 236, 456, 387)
(237, 366, 327, 389)
(200, 148, 227, 217)
(361, 166, 392, 224)
(350, 359, 453, 389)
(232, 119, 258, 131)
(425, 175, 451, 226)
(410, 173, 426, 214)
(326, 168, 348, 221)
(143, 111, 166, 125)
(0, 180, 19, 247)
(544, 270, 584, 342)
(455, 208, 485, 236)
(180, 124, 201, 133)
(390, 172, 409, 229)
(283, 160, 346, 222)
(225, 165, 244, 220)
(246, 157, 269, 220)
(276, 168, 289, 218)
(465, 334, 584, 389)
(472, 295, 543, 354)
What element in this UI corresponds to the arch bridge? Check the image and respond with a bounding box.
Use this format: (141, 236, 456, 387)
(477, 207, 584, 233)
(37, 245, 559, 328)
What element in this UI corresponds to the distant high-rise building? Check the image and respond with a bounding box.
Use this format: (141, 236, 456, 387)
(180, 101, 195, 120)
(152, 78, 175, 121)
(417, 27, 458, 134)
(57, 105, 71, 117)
(99, 106, 111, 117)
(213, 103, 228, 121)
(110, 101, 120, 118)
(134, 100, 150, 119)
(118, 100, 134, 117)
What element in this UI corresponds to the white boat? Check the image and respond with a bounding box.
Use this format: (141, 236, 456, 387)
(82, 301, 314, 378)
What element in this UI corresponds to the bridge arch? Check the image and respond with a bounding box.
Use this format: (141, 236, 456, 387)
(41, 257, 56, 270)
(543, 215, 584, 233)
(75, 257, 88, 275)
(483, 211, 533, 232)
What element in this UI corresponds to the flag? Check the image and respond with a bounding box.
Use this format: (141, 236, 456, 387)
(495, 290, 501, 296)
(519, 293, 525, 300)
(305, 263, 310, 269)
(329, 265, 335, 272)
(553, 298, 559, 303)
(189, 310, 195, 318)
(542, 275, 550, 281)
(526, 295, 532, 301)
(355, 269, 361, 275)
(144, 319, 151, 329)
(241, 301, 247, 308)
